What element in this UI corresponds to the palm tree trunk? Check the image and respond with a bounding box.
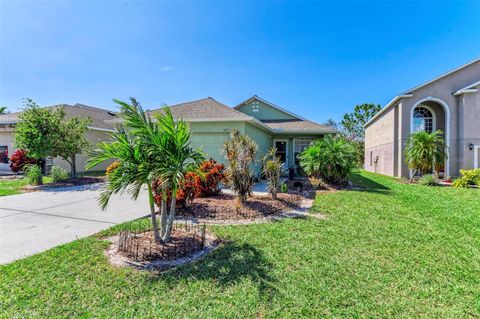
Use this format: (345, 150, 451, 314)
(162, 186, 177, 242)
(159, 192, 168, 237)
(147, 183, 162, 243)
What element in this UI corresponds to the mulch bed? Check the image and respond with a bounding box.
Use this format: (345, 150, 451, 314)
(40, 176, 105, 188)
(118, 229, 204, 262)
(178, 193, 303, 220)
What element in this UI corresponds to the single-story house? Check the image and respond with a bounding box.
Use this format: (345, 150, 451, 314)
(364, 58, 480, 178)
(0, 96, 336, 174)
(0, 104, 117, 172)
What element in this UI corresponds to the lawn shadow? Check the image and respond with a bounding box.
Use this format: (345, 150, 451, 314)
(148, 241, 277, 302)
(349, 173, 391, 195)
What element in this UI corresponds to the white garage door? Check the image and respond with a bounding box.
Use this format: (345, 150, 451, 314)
(0, 132, 16, 156)
(190, 133, 229, 163)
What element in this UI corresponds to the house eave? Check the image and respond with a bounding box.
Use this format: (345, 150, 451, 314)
(364, 94, 414, 128)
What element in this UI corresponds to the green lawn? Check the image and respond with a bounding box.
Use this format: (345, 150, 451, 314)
(0, 171, 104, 196)
(1, 171, 479, 318)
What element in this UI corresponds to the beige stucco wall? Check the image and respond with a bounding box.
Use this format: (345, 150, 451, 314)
(53, 129, 114, 173)
(366, 60, 480, 178)
(0, 128, 113, 173)
(364, 104, 397, 176)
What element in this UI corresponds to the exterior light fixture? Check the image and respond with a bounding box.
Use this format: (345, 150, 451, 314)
(469, 143, 475, 151)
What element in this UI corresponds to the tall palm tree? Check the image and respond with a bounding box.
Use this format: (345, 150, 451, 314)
(153, 110, 203, 241)
(404, 130, 447, 180)
(0, 106, 7, 114)
(87, 98, 166, 242)
(87, 98, 202, 243)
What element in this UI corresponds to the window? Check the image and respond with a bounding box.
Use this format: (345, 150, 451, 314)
(294, 137, 314, 166)
(413, 107, 434, 133)
(370, 151, 373, 166)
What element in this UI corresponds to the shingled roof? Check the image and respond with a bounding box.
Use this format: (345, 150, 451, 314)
(261, 119, 336, 133)
(0, 104, 117, 131)
(148, 97, 251, 120)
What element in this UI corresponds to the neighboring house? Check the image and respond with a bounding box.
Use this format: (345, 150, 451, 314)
(0, 104, 117, 172)
(364, 58, 480, 178)
(149, 96, 337, 175)
(0, 96, 335, 174)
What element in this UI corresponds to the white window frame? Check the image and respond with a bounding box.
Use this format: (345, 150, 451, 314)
(273, 139, 289, 167)
(411, 105, 436, 133)
(474, 145, 480, 169)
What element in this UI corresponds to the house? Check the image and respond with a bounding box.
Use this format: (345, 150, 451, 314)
(0, 96, 335, 174)
(0, 104, 117, 172)
(364, 58, 480, 178)
(149, 96, 336, 174)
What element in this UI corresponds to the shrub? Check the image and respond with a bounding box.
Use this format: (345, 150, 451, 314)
(280, 183, 288, 193)
(9, 149, 38, 173)
(152, 172, 202, 209)
(50, 165, 69, 182)
(299, 136, 356, 184)
(105, 161, 120, 176)
(418, 174, 440, 186)
(262, 148, 282, 200)
(223, 130, 257, 203)
(24, 164, 43, 185)
(452, 169, 480, 188)
(198, 159, 225, 196)
(308, 176, 328, 190)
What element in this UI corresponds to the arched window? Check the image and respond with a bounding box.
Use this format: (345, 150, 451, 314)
(412, 106, 434, 133)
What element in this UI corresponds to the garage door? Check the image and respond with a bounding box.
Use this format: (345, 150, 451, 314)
(190, 133, 229, 163)
(0, 132, 16, 155)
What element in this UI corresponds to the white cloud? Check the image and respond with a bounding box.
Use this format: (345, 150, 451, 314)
(160, 66, 174, 72)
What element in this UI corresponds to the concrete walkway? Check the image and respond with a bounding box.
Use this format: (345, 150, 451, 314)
(0, 183, 149, 264)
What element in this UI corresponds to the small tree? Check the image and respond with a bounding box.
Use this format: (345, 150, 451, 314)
(14, 99, 91, 177)
(223, 130, 257, 203)
(404, 130, 447, 180)
(262, 148, 282, 200)
(14, 99, 62, 161)
(52, 116, 91, 178)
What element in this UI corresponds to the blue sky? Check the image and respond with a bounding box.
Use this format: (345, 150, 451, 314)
(1, 1, 479, 123)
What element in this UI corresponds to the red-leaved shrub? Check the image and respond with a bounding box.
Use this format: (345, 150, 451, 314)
(152, 172, 202, 209)
(198, 159, 225, 196)
(10, 149, 39, 173)
(151, 159, 225, 210)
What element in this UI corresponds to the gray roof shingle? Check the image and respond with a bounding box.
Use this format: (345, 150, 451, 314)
(148, 97, 251, 120)
(0, 104, 117, 130)
(261, 119, 336, 133)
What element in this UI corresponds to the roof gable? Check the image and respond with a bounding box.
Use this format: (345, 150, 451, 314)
(149, 97, 251, 120)
(234, 96, 305, 121)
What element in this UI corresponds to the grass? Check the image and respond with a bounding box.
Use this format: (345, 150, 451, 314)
(0, 176, 52, 196)
(0, 170, 105, 197)
(1, 171, 479, 318)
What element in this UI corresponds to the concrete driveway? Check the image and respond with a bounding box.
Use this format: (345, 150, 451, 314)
(0, 183, 149, 264)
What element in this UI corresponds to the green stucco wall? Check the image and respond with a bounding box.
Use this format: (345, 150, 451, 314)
(188, 121, 245, 165)
(244, 122, 273, 173)
(236, 100, 297, 120)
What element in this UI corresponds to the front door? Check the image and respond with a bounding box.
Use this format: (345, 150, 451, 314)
(273, 140, 288, 167)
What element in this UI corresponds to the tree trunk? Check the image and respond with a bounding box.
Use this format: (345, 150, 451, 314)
(162, 186, 177, 242)
(159, 188, 168, 238)
(68, 154, 77, 178)
(147, 183, 162, 243)
(272, 188, 277, 200)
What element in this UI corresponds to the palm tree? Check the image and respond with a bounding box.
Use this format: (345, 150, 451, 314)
(87, 98, 166, 242)
(404, 130, 447, 180)
(87, 99, 203, 243)
(0, 106, 7, 114)
(152, 109, 203, 242)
